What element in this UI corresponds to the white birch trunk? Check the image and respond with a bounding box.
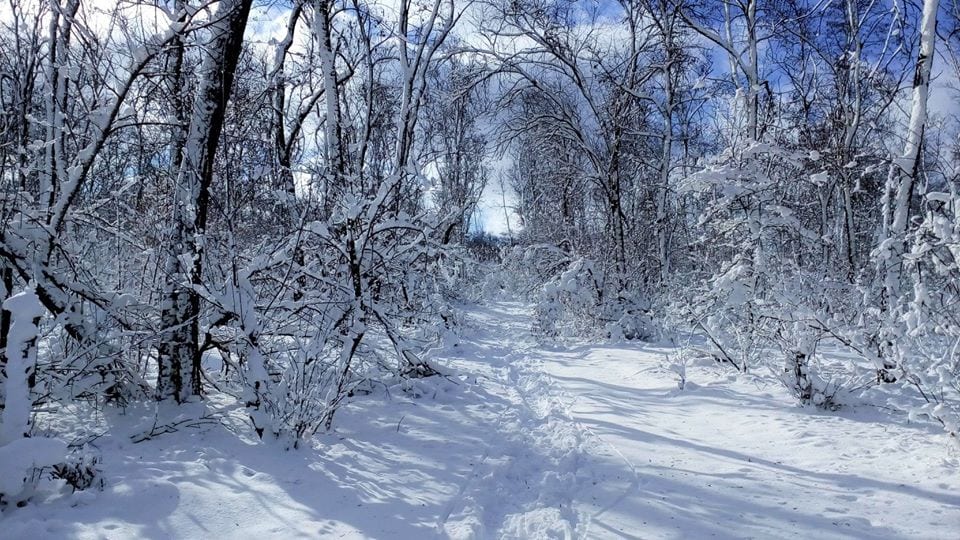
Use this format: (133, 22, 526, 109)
(882, 0, 939, 303)
(745, 0, 759, 141)
(313, 0, 344, 209)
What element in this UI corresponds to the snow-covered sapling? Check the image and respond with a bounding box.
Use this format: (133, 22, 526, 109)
(0, 287, 67, 506)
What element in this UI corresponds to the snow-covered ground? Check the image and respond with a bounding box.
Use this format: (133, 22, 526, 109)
(3, 303, 958, 539)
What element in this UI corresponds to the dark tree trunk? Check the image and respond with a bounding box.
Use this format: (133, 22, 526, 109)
(157, 0, 253, 402)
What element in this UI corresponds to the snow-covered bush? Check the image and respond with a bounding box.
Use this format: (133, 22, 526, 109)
(534, 258, 601, 338)
(0, 436, 68, 507)
(773, 321, 845, 410)
(674, 144, 817, 371)
(497, 244, 658, 341)
(270, 340, 350, 447)
(51, 447, 103, 492)
(48, 326, 150, 408)
(190, 183, 454, 446)
(675, 256, 767, 372)
(497, 243, 571, 300)
(666, 350, 690, 391)
(884, 191, 960, 439)
(605, 292, 658, 343)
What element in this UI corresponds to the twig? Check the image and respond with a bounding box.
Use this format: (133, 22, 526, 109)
(131, 414, 221, 443)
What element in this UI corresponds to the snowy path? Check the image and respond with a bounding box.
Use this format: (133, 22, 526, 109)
(3, 302, 959, 539)
(436, 302, 587, 538)
(456, 303, 960, 539)
(2, 302, 591, 539)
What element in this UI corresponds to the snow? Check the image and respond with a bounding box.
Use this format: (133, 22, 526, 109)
(536, 345, 960, 538)
(0, 437, 68, 495)
(3, 303, 958, 538)
(1, 287, 47, 445)
(0, 287, 68, 502)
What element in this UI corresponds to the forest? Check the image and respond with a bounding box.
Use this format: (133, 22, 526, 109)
(0, 0, 958, 537)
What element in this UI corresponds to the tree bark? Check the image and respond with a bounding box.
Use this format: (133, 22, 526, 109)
(157, 0, 253, 402)
(883, 0, 939, 305)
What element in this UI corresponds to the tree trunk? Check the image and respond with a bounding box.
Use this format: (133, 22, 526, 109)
(874, 0, 939, 383)
(313, 0, 346, 214)
(0, 265, 12, 387)
(883, 0, 939, 303)
(157, 0, 253, 402)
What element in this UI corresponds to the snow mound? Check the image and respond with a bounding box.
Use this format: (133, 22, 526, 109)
(0, 437, 68, 498)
